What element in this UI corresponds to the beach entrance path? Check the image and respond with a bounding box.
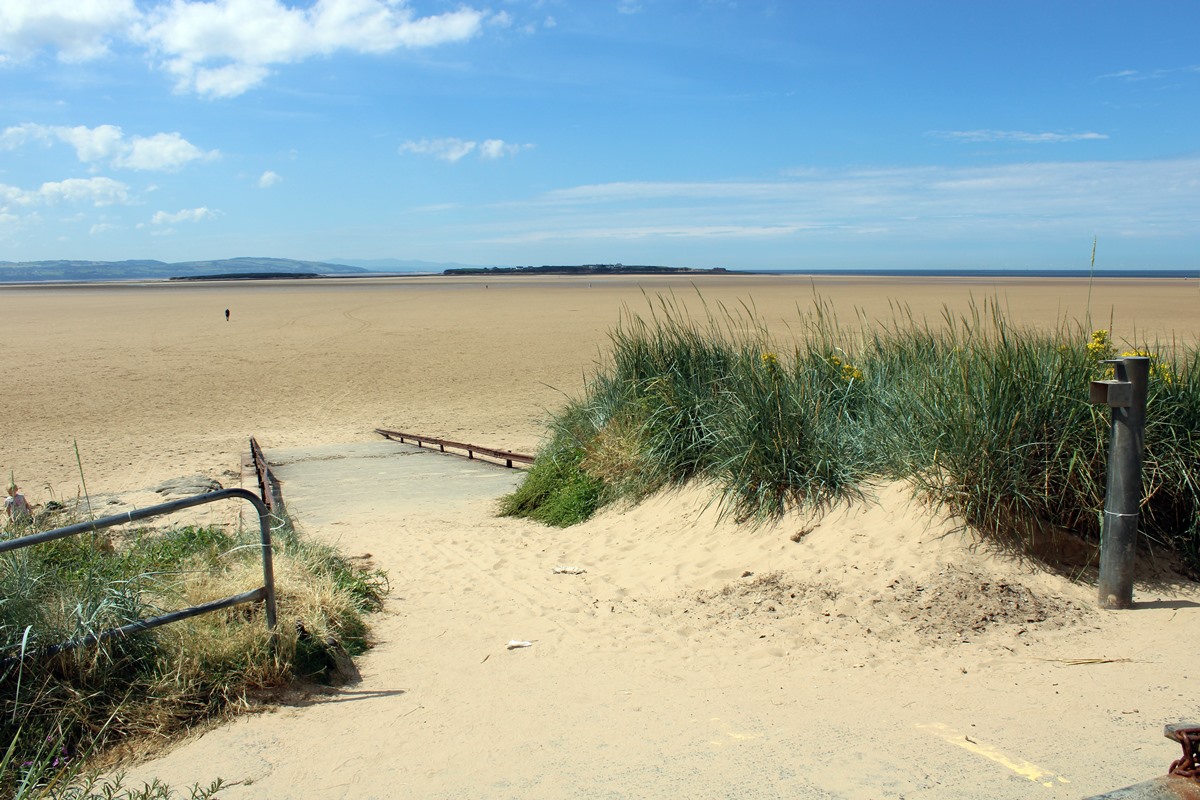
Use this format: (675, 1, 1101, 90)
(120, 439, 1189, 799)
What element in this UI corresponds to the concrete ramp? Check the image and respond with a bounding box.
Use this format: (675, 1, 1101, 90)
(262, 440, 523, 532)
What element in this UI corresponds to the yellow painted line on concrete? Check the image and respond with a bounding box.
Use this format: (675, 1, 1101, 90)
(705, 717, 763, 746)
(917, 723, 1070, 788)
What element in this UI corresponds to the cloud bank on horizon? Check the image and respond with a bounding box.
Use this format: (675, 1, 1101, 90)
(1, 0, 1197, 271)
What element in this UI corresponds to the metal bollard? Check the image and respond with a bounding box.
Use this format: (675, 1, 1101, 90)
(1089, 356, 1150, 610)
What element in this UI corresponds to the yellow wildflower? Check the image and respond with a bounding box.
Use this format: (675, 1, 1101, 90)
(1120, 349, 1176, 385)
(826, 353, 862, 383)
(1087, 329, 1115, 360)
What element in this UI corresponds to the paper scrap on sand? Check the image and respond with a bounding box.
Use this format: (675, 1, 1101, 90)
(507, 640, 533, 650)
(553, 566, 587, 574)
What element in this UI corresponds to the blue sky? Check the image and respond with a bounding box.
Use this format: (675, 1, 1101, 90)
(1, 1, 1198, 271)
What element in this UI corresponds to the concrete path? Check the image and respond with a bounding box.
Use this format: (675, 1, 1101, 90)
(182, 440, 891, 799)
(264, 439, 523, 531)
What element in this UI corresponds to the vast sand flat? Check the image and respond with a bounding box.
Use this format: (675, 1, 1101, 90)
(4, 274, 1200, 797)
(3, 274, 1198, 498)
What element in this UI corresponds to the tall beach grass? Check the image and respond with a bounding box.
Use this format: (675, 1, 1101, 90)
(0, 508, 387, 797)
(502, 294, 1200, 574)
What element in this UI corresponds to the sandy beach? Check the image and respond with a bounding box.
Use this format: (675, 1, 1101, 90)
(4, 274, 1200, 797)
(4, 274, 1198, 499)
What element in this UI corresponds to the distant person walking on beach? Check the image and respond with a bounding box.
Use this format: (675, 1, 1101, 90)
(225, 308, 230, 322)
(5, 479, 32, 525)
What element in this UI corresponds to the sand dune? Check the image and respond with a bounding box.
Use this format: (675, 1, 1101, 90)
(120, 449, 1197, 798)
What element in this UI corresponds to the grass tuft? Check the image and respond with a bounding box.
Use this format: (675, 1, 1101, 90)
(502, 295, 1200, 575)
(0, 510, 388, 796)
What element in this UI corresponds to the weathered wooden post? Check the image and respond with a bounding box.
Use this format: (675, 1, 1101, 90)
(1089, 356, 1150, 610)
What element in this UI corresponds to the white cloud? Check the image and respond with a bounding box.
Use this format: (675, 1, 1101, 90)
(54, 124, 127, 161)
(520, 13, 555, 34)
(189, 63, 272, 99)
(258, 170, 282, 188)
(151, 206, 218, 224)
(479, 139, 531, 159)
(0, 123, 49, 151)
(118, 132, 215, 170)
(493, 223, 810, 244)
(1098, 65, 1200, 82)
(139, 0, 489, 97)
(0, 183, 32, 209)
(0, 0, 494, 97)
(1, 123, 217, 171)
(616, 0, 642, 14)
(0, 0, 137, 62)
(37, 177, 132, 206)
(486, 157, 1200, 245)
(400, 138, 477, 162)
(89, 222, 118, 234)
(930, 130, 1109, 144)
(401, 137, 531, 162)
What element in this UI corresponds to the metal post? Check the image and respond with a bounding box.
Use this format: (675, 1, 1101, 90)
(1097, 356, 1150, 610)
(245, 490, 279, 632)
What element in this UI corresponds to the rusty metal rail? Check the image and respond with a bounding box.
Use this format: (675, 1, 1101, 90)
(0, 488, 278, 666)
(374, 428, 534, 468)
(249, 435, 284, 514)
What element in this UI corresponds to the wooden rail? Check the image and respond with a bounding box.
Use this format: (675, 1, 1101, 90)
(374, 428, 534, 468)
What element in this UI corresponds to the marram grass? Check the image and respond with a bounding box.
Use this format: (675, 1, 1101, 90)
(502, 296, 1200, 574)
(0, 515, 387, 797)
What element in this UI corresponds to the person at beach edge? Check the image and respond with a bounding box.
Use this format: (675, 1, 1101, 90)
(6, 481, 32, 525)
(225, 308, 230, 321)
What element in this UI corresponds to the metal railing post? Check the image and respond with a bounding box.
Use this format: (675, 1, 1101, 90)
(246, 489, 279, 631)
(1093, 356, 1150, 610)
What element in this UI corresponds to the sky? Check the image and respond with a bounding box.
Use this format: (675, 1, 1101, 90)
(1, 0, 1198, 272)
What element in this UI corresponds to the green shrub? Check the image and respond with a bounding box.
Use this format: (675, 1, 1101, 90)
(500, 439, 604, 528)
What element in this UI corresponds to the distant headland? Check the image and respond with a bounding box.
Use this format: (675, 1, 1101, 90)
(442, 264, 730, 276)
(170, 272, 322, 281)
(0, 257, 368, 283)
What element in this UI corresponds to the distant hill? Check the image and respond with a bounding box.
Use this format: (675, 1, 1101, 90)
(0, 257, 369, 283)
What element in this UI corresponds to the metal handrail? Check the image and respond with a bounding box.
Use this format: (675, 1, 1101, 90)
(249, 436, 283, 514)
(374, 428, 534, 468)
(0, 487, 278, 663)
